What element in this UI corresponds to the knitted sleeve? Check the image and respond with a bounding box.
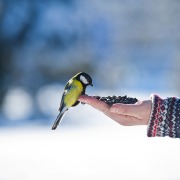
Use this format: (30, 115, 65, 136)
(147, 94, 180, 138)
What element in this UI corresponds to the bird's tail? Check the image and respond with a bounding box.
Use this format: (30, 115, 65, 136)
(51, 112, 65, 130)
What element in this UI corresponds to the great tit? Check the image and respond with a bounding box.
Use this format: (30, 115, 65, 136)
(52, 72, 93, 130)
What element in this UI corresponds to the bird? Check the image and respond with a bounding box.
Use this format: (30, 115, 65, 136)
(51, 72, 93, 130)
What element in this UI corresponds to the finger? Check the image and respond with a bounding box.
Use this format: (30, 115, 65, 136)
(79, 95, 110, 113)
(110, 103, 141, 118)
(78, 94, 89, 103)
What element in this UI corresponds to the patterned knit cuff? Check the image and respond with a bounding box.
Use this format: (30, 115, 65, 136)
(147, 94, 180, 138)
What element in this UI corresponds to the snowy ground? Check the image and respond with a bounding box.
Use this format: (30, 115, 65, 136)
(0, 91, 180, 180)
(0, 122, 180, 180)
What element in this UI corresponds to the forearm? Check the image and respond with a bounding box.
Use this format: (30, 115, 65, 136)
(147, 94, 180, 138)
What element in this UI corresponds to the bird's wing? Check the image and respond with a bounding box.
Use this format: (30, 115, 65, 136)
(58, 92, 65, 112)
(58, 81, 71, 112)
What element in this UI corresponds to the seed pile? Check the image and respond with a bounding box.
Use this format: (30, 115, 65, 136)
(93, 95, 138, 106)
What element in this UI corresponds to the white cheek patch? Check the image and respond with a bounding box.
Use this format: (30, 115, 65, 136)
(80, 75, 89, 84)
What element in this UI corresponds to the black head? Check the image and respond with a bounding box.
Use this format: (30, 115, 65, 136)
(76, 72, 93, 87)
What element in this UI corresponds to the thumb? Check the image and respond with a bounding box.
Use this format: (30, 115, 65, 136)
(110, 103, 140, 117)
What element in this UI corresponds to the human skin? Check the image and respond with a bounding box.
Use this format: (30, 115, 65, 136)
(78, 95, 152, 126)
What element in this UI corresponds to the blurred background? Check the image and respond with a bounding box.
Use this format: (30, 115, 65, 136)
(0, 0, 180, 180)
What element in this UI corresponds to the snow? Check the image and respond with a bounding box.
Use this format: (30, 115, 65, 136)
(0, 124, 179, 180)
(1, 88, 180, 180)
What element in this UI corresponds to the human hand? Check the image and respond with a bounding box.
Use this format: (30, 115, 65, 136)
(78, 95, 152, 126)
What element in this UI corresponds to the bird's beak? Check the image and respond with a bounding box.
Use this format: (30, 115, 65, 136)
(90, 83, 93, 87)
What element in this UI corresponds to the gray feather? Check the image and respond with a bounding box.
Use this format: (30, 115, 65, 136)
(51, 111, 65, 130)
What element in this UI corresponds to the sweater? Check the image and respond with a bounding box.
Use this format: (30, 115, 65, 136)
(147, 94, 180, 138)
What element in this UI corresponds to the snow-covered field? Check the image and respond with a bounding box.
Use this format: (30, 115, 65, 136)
(0, 118, 180, 180)
(0, 91, 179, 180)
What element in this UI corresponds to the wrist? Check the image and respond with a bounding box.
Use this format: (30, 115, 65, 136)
(140, 100, 152, 125)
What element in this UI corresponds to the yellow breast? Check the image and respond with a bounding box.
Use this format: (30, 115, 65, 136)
(64, 79, 83, 107)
